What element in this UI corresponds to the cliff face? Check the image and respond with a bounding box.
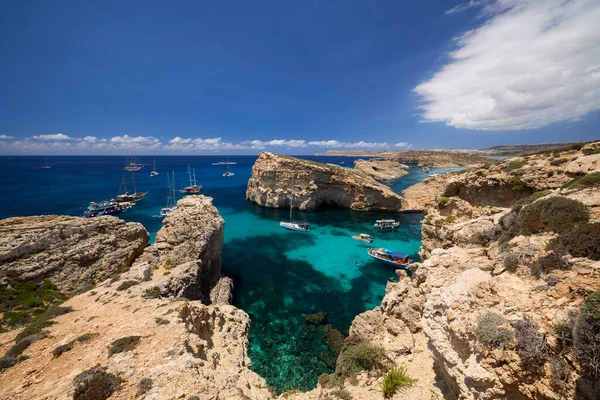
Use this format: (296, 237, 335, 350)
(353, 158, 409, 182)
(0, 215, 148, 295)
(246, 152, 404, 211)
(0, 195, 273, 400)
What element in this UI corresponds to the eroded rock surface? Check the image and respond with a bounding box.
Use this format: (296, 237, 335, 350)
(0, 215, 148, 295)
(353, 158, 409, 182)
(246, 152, 404, 211)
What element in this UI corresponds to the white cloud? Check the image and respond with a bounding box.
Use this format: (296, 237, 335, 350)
(83, 136, 97, 142)
(110, 134, 160, 145)
(32, 133, 71, 140)
(415, 0, 600, 131)
(0, 135, 13, 139)
(445, 0, 487, 15)
(394, 142, 410, 148)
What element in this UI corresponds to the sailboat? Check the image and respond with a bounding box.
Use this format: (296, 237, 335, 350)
(124, 156, 144, 172)
(115, 171, 148, 203)
(279, 176, 310, 231)
(180, 165, 202, 194)
(41, 158, 51, 169)
(150, 158, 158, 176)
(160, 171, 178, 216)
(223, 162, 234, 177)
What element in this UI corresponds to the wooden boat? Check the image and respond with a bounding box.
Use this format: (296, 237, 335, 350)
(367, 248, 411, 267)
(373, 219, 400, 229)
(181, 165, 202, 194)
(124, 156, 144, 172)
(280, 176, 309, 231)
(116, 172, 148, 203)
(352, 233, 373, 243)
(83, 201, 128, 218)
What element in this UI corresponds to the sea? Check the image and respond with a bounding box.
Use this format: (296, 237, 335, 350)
(0, 155, 448, 393)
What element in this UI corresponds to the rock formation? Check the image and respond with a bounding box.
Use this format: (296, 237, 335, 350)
(317, 149, 491, 168)
(353, 158, 409, 182)
(0, 196, 273, 400)
(0, 215, 148, 295)
(246, 152, 404, 211)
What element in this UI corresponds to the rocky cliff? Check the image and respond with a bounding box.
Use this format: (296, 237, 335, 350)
(287, 141, 600, 400)
(0, 195, 273, 400)
(246, 152, 404, 211)
(0, 215, 148, 295)
(353, 159, 409, 182)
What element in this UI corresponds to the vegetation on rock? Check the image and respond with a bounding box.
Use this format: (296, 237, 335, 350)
(382, 366, 415, 398)
(15, 305, 72, 343)
(514, 315, 548, 370)
(476, 313, 513, 349)
(437, 197, 450, 209)
(52, 342, 74, 359)
(136, 377, 153, 397)
(73, 366, 121, 400)
(573, 290, 600, 396)
(108, 336, 141, 357)
(567, 172, 600, 189)
(116, 280, 139, 291)
(550, 223, 600, 261)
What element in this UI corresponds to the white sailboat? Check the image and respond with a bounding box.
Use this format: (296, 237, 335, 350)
(150, 158, 158, 176)
(160, 171, 178, 216)
(223, 161, 234, 177)
(279, 176, 309, 231)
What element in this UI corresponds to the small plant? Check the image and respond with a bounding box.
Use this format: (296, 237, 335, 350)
(502, 252, 520, 272)
(476, 312, 513, 349)
(550, 357, 571, 391)
(445, 215, 456, 224)
(550, 223, 600, 261)
(567, 172, 600, 189)
(143, 287, 162, 299)
(514, 315, 547, 370)
(155, 317, 170, 325)
(108, 336, 141, 357)
(116, 281, 139, 291)
(509, 176, 525, 191)
(382, 366, 415, 398)
(582, 147, 600, 155)
(555, 313, 576, 352)
(73, 366, 121, 400)
(519, 197, 589, 235)
(530, 252, 570, 278)
(77, 332, 100, 342)
(52, 342, 74, 359)
(335, 341, 385, 379)
(531, 190, 552, 199)
(550, 158, 568, 166)
(330, 388, 352, 400)
(15, 305, 72, 343)
(136, 377, 153, 397)
(437, 197, 450, 209)
(503, 159, 528, 172)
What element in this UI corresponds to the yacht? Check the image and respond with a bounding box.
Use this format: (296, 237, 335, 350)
(115, 172, 148, 203)
(280, 176, 309, 231)
(367, 248, 412, 267)
(150, 158, 158, 176)
(160, 171, 178, 216)
(352, 233, 373, 243)
(181, 165, 202, 194)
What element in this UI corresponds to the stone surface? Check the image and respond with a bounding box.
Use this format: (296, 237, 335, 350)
(353, 158, 409, 181)
(246, 152, 404, 211)
(0, 215, 149, 295)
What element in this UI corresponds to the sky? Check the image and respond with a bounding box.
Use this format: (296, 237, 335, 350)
(0, 0, 599, 155)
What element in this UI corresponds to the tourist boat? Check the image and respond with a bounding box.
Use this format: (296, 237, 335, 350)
(115, 173, 148, 203)
(180, 165, 202, 194)
(124, 156, 144, 172)
(160, 171, 178, 216)
(150, 158, 158, 177)
(83, 201, 128, 218)
(367, 248, 412, 267)
(280, 176, 310, 231)
(352, 233, 373, 243)
(373, 219, 400, 229)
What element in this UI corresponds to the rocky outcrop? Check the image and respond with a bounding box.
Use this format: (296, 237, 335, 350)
(246, 152, 404, 211)
(353, 158, 409, 182)
(316, 150, 491, 167)
(0, 195, 274, 400)
(0, 215, 148, 295)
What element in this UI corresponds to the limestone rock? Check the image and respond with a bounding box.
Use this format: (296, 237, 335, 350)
(246, 152, 404, 211)
(353, 158, 409, 182)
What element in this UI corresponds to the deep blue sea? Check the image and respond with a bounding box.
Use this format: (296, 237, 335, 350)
(0, 155, 447, 393)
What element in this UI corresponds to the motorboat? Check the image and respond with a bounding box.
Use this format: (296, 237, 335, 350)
(352, 233, 373, 243)
(373, 219, 400, 229)
(367, 248, 412, 267)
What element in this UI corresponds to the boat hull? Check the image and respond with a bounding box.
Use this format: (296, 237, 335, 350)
(280, 221, 309, 231)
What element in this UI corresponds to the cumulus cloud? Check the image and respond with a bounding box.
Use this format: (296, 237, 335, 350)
(415, 0, 600, 130)
(308, 140, 391, 148)
(32, 133, 72, 140)
(82, 136, 97, 142)
(394, 142, 411, 148)
(110, 134, 160, 145)
(0, 135, 13, 139)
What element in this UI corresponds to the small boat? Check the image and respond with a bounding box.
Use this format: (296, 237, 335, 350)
(160, 171, 178, 216)
(181, 165, 202, 194)
(124, 156, 144, 172)
(373, 219, 400, 229)
(83, 200, 128, 218)
(223, 163, 234, 177)
(352, 233, 373, 243)
(115, 173, 148, 203)
(367, 247, 412, 267)
(212, 161, 236, 166)
(41, 159, 51, 169)
(280, 176, 310, 231)
(150, 158, 158, 177)
(428, 172, 439, 177)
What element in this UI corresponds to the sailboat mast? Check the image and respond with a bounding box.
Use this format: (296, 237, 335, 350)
(132, 171, 137, 194)
(172, 171, 177, 203)
(192, 168, 197, 186)
(187, 165, 192, 186)
(290, 176, 294, 221)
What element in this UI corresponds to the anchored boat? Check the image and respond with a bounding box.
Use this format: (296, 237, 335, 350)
(83, 201, 128, 218)
(367, 248, 411, 267)
(352, 233, 373, 243)
(160, 171, 178, 216)
(124, 156, 144, 172)
(280, 176, 310, 232)
(181, 165, 202, 194)
(150, 158, 158, 177)
(116, 172, 148, 203)
(373, 219, 400, 229)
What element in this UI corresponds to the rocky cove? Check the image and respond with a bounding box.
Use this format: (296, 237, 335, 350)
(1, 145, 599, 400)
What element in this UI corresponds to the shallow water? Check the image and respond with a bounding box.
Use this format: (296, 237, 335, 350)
(0, 155, 445, 393)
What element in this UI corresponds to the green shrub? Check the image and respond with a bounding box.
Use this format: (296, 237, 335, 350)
(330, 388, 352, 400)
(567, 172, 600, 189)
(108, 336, 141, 357)
(530, 252, 570, 278)
(77, 333, 99, 342)
(15, 305, 72, 343)
(550, 158, 568, 166)
(550, 357, 571, 390)
(437, 197, 450, 209)
(445, 215, 456, 224)
(547, 170, 554, 177)
(514, 315, 547, 370)
(509, 176, 525, 191)
(52, 342, 74, 359)
(504, 159, 528, 172)
(476, 313, 513, 349)
(550, 223, 600, 261)
(574, 290, 600, 378)
(73, 366, 121, 400)
(136, 377, 153, 397)
(582, 147, 600, 155)
(335, 341, 385, 379)
(502, 252, 520, 272)
(531, 190, 552, 199)
(116, 281, 139, 291)
(155, 317, 170, 325)
(143, 287, 162, 299)
(187, 397, 200, 400)
(555, 312, 576, 352)
(520, 197, 589, 235)
(382, 366, 415, 398)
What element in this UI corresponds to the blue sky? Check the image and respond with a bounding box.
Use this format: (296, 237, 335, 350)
(0, 0, 599, 155)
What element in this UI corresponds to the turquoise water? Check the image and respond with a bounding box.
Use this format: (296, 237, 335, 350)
(0, 156, 441, 393)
